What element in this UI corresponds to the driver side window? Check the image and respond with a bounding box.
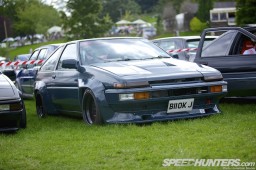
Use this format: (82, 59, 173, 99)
(202, 32, 236, 57)
(40, 46, 63, 71)
(57, 43, 77, 70)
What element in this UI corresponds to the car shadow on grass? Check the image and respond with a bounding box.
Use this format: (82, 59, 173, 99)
(221, 97, 256, 104)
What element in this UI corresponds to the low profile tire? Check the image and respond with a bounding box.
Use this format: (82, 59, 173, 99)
(82, 89, 103, 125)
(20, 102, 27, 128)
(36, 93, 47, 118)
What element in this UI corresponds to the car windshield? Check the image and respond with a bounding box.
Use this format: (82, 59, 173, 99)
(16, 54, 29, 61)
(187, 38, 216, 48)
(79, 38, 170, 65)
(187, 40, 200, 48)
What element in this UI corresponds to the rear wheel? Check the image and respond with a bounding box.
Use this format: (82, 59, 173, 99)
(82, 89, 103, 125)
(36, 93, 46, 118)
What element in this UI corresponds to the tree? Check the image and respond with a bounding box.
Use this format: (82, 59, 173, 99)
(0, 0, 21, 39)
(180, 0, 198, 31)
(64, 0, 112, 39)
(0, 0, 17, 21)
(14, 0, 61, 38)
(236, 0, 256, 26)
(190, 16, 207, 32)
(196, 0, 213, 22)
(180, 0, 198, 14)
(101, 0, 141, 22)
(135, 0, 159, 13)
(157, 0, 184, 14)
(162, 2, 177, 31)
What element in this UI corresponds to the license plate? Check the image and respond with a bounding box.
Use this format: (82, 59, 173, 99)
(167, 98, 194, 113)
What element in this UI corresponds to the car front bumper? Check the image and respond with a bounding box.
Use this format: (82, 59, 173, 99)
(0, 99, 24, 132)
(102, 81, 227, 124)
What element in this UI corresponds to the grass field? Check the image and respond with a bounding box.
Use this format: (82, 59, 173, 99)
(1, 39, 255, 170)
(0, 99, 255, 170)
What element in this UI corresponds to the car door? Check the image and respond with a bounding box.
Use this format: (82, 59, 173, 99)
(50, 43, 81, 113)
(28, 48, 48, 93)
(195, 27, 256, 96)
(18, 50, 39, 95)
(39, 45, 64, 100)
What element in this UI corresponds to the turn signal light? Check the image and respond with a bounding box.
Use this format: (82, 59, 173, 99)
(134, 92, 150, 100)
(10, 103, 22, 111)
(210, 85, 222, 93)
(114, 83, 126, 88)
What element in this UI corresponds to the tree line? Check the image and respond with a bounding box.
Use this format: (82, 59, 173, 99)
(0, 0, 255, 41)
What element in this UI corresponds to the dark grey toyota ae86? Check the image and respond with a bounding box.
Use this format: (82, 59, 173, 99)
(34, 37, 227, 125)
(0, 72, 26, 131)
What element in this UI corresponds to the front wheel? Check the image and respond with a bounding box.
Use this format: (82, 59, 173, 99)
(82, 89, 103, 125)
(35, 93, 47, 118)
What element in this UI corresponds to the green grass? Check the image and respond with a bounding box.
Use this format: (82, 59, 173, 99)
(0, 100, 255, 170)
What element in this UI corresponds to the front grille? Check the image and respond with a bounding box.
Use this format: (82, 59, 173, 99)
(149, 78, 202, 86)
(171, 88, 198, 96)
(151, 86, 208, 98)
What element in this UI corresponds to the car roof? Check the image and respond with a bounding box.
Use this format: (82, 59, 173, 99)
(153, 36, 218, 41)
(34, 43, 64, 50)
(67, 37, 144, 44)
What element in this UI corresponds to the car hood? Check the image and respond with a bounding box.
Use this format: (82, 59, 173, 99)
(91, 58, 213, 79)
(0, 74, 17, 99)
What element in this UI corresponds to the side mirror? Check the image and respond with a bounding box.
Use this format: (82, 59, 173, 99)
(62, 59, 78, 69)
(62, 59, 77, 69)
(172, 54, 179, 59)
(62, 59, 85, 72)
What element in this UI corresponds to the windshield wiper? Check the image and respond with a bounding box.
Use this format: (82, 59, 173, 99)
(156, 55, 170, 58)
(114, 58, 143, 62)
(145, 56, 170, 60)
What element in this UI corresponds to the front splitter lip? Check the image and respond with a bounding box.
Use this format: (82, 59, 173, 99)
(106, 112, 219, 124)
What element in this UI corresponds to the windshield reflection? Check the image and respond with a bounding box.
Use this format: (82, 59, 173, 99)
(79, 38, 170, 64)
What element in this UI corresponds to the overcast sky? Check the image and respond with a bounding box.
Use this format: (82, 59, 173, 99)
(43, 0, 68, 11)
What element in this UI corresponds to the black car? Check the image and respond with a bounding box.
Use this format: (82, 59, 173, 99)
(15, 43, 63, 98)
(0, 71, 26, 132)
(194, 27, 256, 96)
(34, 37, 227, 125)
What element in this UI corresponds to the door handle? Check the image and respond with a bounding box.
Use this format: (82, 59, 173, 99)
(52, 75, 56, 79)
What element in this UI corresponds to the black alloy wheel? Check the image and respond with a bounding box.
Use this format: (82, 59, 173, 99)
(36, 94, 46, 118)
(83, 89, 103, 125)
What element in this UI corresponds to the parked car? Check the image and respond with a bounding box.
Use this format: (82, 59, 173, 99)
(0, 66, 16, 82)
(0, 57, 16, 82)
(0, 71, 26, 132)
(14, 54, 30, 61)
(194, 27, 256, 97)
(152, 36, 217, 61)
(34, 37, 227, 125)
(15, 43, 63, 98)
